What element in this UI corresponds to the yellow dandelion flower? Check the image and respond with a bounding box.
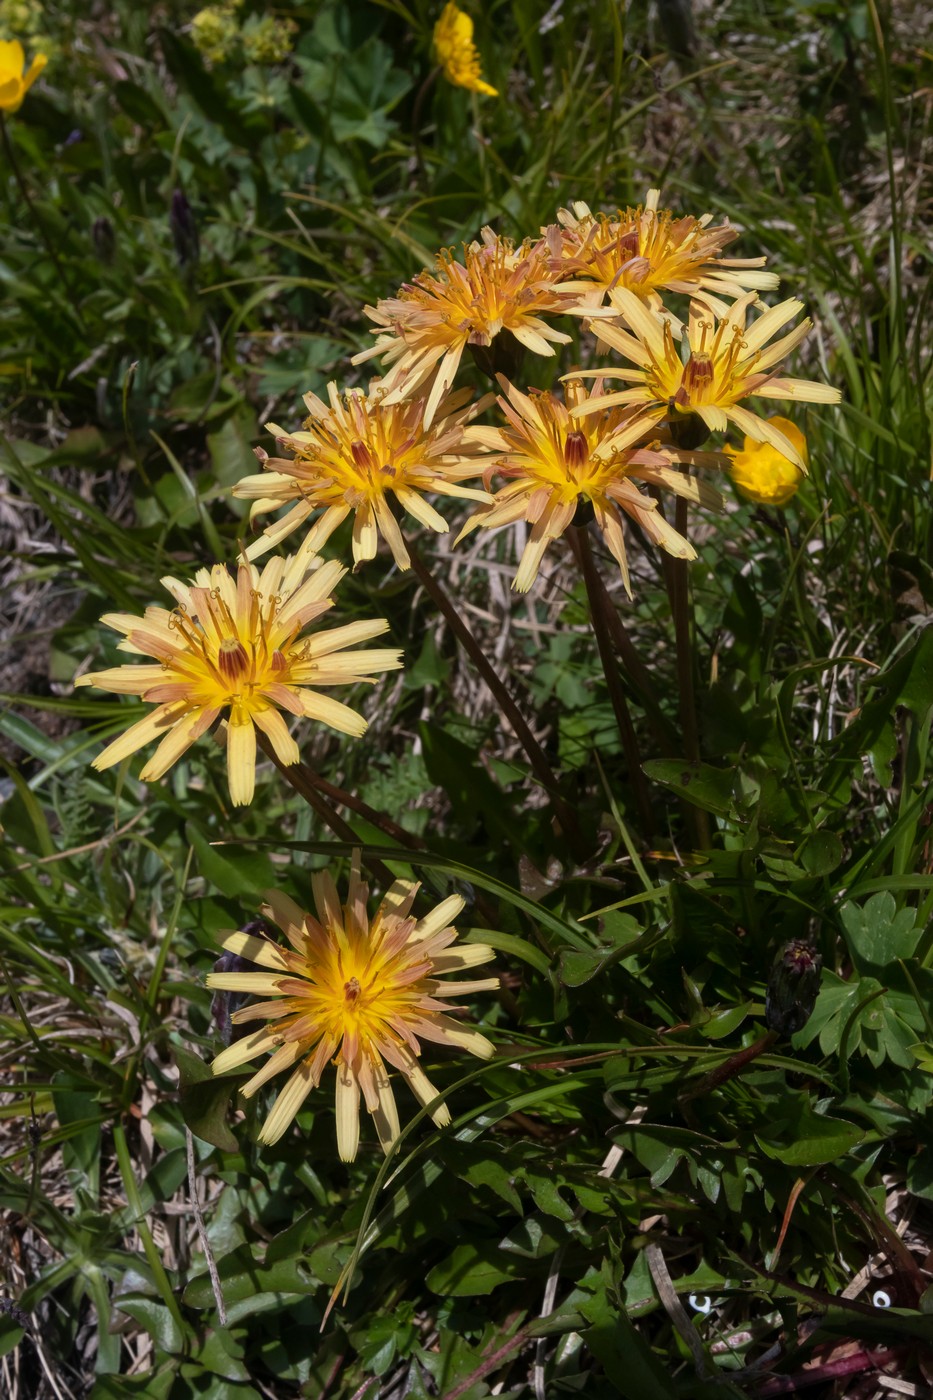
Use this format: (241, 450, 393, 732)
(573, 289, 841, 466)
(547, 190, 779, 312)
(433, 2, 497, 97)
(0, 38, 46, 113)
(727, 415, 808, 506)
(352, 230, 571, 427)
(207, 857, 498, 1159)
(74, 556, 402, 806)
(457, 376, 723, 594)
(235, 381, 494, 574)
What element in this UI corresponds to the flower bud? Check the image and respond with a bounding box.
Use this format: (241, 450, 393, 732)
(91, 216, 115, 264)
(170, 189, 199, 268)
(765, 940, 822, 1036)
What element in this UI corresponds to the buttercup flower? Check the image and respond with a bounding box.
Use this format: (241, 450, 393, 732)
(546, 191, 779, 312)
(433, 2, 497, 96)
(236, 382, 494, 574)
(353, 230, 571, 426)
(75, 556, 401, 805)
(207, 858, 498, 1158)
(0, 38, 46, 113)
(458, 376, 722, 593)
(574, 289, 841, 465)
(727, 415, 807, 506)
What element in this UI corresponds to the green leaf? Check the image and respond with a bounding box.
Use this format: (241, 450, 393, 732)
(798, 830, 844, 877)
(697, 1001, 752, 1040)
(187, 826, 276, 899)
(642, 759, 739, 815)
(175, 1046, 239, 1154)
(840, 892, 922, 969)
(89, 1368, 176, 1399)
(757, 1104, 864, 1166)
(111, 1296, 183, 1354)
(578, 1261, 677, 1399)
(425, 1241, 531, 1296)
(183, 1243, 318, 1310)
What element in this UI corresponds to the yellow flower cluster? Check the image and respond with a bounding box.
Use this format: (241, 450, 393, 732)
(191, 2, 295, 67)
(77, 183, 840, 1160)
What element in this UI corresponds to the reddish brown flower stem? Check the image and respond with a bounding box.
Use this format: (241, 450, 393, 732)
(298, 766, 421, 851)
(572, 549, 679, 757)
(257, 735, 396, 889)
(680, 1030, 777, 1111)
(569, 525, 655, 842)
(661, 497, 711, 849)
(406, 539, 588, 861)
(258, 737, 503, 926)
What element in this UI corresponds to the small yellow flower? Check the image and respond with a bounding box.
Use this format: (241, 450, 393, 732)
(75, 556, 402, 806)
(235, 381, 494, 574)
(433, 2, 497, 96)
(574, 289, 840, 465)
(353, 231, 570, 425)
(546, 191, 779, 312)
(727, 416, 807, 506)
(458, 376, 722, 594)
(0, 38, 46, 113)
(207, 858, 498, 1159)
(242, 14, 297, 65)
(191, 5, 238, 65)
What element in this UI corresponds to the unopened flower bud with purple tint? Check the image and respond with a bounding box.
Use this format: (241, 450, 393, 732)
(765, 940, 822, 1036)
(170, 189, 199, 267)
(91, 216, 115, 264)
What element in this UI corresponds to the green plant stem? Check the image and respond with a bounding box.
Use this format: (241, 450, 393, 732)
(406, 539, 588, 861)
(1, 114, 83, 321)
(570, 525, 654, 842)
(112, 1121, 186, 1334)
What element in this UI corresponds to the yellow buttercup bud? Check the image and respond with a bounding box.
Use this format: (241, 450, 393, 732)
(727, 415, 808, 507)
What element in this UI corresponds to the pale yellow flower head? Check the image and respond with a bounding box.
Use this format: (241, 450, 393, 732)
(727, 416, 807, 506)
(207, 858, 498, 1159)
(458, 376, 723, 595)
(353, 230, 571, 426)
(0, 38, 46, 113)
(235, 381, 494, 574)
(574, 290, 840, 466)
(75, 556, 402, 806)
(433, 2, 497, 96)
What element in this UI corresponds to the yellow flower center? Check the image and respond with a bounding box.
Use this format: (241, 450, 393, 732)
(160, 586, 301, 712)
(644, 317, 753, 413)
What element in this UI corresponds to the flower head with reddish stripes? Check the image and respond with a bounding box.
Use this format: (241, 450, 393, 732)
(75, 556, 401, 805)
(235, 381, 493, 574)
(207, 860, 498, 1159)
(352, 230, 571, 426)
(573, 290, 841, 465)
(458, 376, 723, 594)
